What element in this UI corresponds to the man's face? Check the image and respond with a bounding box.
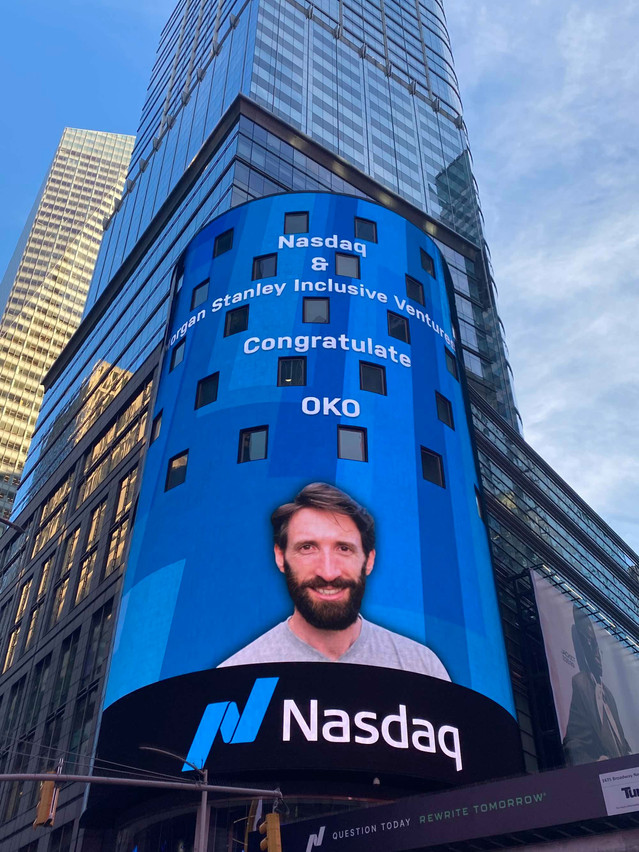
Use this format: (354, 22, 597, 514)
(275, 507, 375, 631)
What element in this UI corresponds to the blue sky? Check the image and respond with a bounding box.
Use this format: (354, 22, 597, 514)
(448, 0, 639, 553)
(1, 0, 638, 553)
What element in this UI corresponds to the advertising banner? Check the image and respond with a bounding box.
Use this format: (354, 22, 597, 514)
(531, 570, 639, 766)
(246, 753, 639, 850)
(91, 193, 520, 811)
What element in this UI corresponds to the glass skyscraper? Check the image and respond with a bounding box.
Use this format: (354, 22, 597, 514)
(0, 1, 637, 850)
(0, 128, 134, 522)
(14, 0, 519, 521)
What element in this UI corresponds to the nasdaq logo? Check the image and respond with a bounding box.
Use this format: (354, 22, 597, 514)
(183, 678, 279, 770)
(306, 826, 325, 851)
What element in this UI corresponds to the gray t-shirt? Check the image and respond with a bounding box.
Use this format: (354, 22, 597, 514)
(219, 617, 450, 681)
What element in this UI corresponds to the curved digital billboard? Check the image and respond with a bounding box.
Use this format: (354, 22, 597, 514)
(94, 193, 521, 800)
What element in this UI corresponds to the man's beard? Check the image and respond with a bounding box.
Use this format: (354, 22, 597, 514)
(284, 559, 367, 630)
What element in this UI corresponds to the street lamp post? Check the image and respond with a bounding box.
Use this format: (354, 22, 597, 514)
(140, 746, 212, 852)
(195, 766, 208, 852)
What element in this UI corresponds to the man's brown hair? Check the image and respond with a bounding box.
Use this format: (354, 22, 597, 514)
(271, 482, 375, 556)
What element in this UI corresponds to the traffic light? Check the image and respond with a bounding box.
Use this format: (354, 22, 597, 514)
(33, 775, 59, 828)
(258, 812, 282, 852)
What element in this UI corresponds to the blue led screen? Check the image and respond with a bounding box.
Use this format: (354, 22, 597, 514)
(97, 194, 519, 790)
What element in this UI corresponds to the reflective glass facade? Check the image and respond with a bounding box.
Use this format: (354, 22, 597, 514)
(12, 0, 521, 514)
(15, 107, 517, 518)
(3, 0, 639, 848)
(0, 129, 134, 521)
(37, 0, 516, 486)
(90, 0, 478, 270)
(471, 391, 639, 771)
(0, 369, 150, 850)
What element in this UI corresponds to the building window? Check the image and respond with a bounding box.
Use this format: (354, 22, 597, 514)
(87, 501, 107, 549)
(115, 467, 138, 519)
(445, 348, 459, 379)
(421, 447, 445, 487)
(475, 487, 484, 520)
(24, 605, 42, 652)
(52, 631, 80, 708)
(354, 217, 377, 242)
(4, 734, 33, 821)
(284, 211, 309, 234)
(405, 275, 425, 305)
(150, 410, 162, 443)
(224, 305, 249, 336)
(214, 228, 233, 257)
(42, 712, 64, 759)
(303, 297, 330, 323)
(336, 252, 360, 278)
(387, 310, 410, 343)
(359, 362, 386, 395)
(238, 427, 268, 463)
(463, 349, 484, 377)
(435, 392, 454, 428)
(67, 688, 99, 773)
(81, 601, 114, 689)
(105, 519, 129, 577)
(252, 253, 277, 280)
(190, 279, 209, 310)
(0, 602, 11, 649)
(195, 372, 219, 408)
(15, 579, 32, 621)
(50, 579, 69, 627)
(170, 340, 185, 371)
(48, 821, 74, 852)
(165, 451, 188, 490)
(75, 553, 97, 605)
(5, 677, 26, 730)
(278, 357, 306, 386)
(420, 248, 435, 277)
(3, 627, 21, 673)
(59, 528, 80, 577)
(25, 655, 51, 727)
(338, 427, 368, 461)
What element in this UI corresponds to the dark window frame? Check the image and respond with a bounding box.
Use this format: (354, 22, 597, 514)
(359, 361, 387, 395)
(420, 248, 435, 277)
(303, 297, 330, 323)
(165, 450, 189, 491)
(277, 357, 307, 386)
(150, 410, 162, 444)
(238, 426, 269, 463)
(405, 274, 425, 306)
(284, 211, 309, 234)
(387, 310, 410, 343)
(190, 279, 209, 310)
(421, 447, 445, 488)
(435, 392, 454, 429)
(214, 228, 233, 257)
(335, 252, 360, 279)
(337, 426, 368, 462)
(169, 339, 185, 371)
(354, 217, 377, 242)
(445, 348, 459, 379)
(252, 253, 277, 280)
(195, 372, 220, 408)
(224, 305, 249, 336)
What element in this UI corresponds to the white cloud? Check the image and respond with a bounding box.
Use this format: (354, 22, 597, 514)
(447, 0, 639, 553)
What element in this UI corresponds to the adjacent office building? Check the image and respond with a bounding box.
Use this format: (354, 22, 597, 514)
(0, 0, 637, 850)
(0, 128, 134, 521)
